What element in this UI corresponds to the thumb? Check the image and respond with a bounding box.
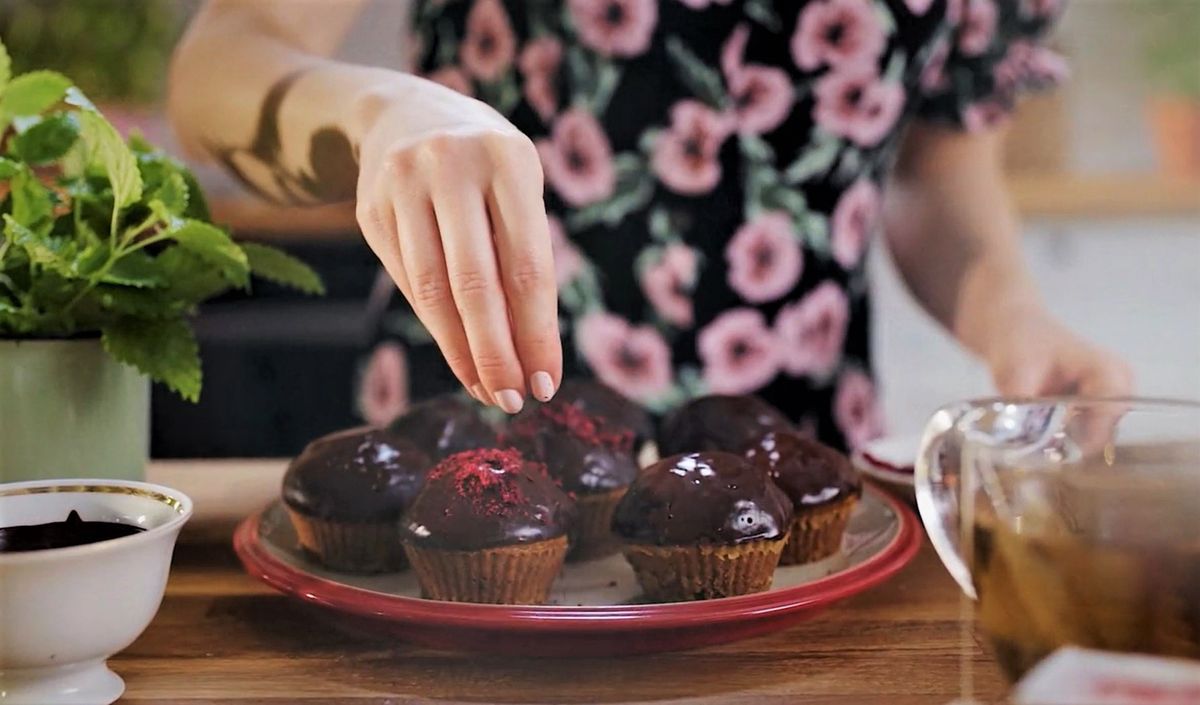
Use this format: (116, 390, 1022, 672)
(992, 357, 1056, 398)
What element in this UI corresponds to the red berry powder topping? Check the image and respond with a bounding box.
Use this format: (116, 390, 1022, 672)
(510, 403, 633, 452)
(428, 448, 548, 517)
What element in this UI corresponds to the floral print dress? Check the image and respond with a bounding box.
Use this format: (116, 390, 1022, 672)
(360, 0, 1066, 451)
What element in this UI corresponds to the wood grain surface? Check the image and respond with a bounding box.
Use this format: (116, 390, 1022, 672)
(113, 461, 1008, 704)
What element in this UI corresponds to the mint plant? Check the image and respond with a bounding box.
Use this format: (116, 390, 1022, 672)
(0, 40, 324, 401)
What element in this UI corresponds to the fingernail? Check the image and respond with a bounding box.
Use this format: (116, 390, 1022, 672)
(470, 384, 488, 405)
(494, 389, 524, 415)
(530, 371, 556, 402)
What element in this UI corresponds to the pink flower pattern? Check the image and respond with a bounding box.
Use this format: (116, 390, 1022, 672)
(358, 342, 410, 427)
(834, 369, 884, 450)
(814, 65, 905, 148)
(460, 0, 517, 81)
(568, 0, 658, 58)
(548, 216, 583, 286)
(386, 0, 1068, 446)
(576, 311, 673, 402)
(792, 0, 887, 72)
(962, 99, 1010, 132)
(698, 309, 781, 395)
(641, 243, 699, 327)
(774, 282, 850, 378)
(427, 67, 473, 95)
(1020, 0, 1061, 19)
(652, 100, 734, 195)
(519, 37, 563, 122)
(722, 25, 795, 135)
(724, 211, 804, 304)
(958, 0, 999, 57)
(831, 179, 880, 269)
(537, 108, 616, 206)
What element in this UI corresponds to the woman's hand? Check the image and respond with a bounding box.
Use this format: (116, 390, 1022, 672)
(354, 78, 561, 414)
(983, 306, 1134, 399)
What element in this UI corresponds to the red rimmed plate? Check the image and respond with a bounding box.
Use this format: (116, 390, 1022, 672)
(233, 485, 921, 656)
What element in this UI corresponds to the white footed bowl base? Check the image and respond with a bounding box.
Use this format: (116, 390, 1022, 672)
(0, 659, 124, 705)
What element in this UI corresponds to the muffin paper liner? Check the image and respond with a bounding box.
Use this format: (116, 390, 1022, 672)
(568, 487, 627, 561)
(285, 508, 407, 574)
(403, 535, 569, 605)
(621, 538, 787, 602)
(779, 496, 857, 566)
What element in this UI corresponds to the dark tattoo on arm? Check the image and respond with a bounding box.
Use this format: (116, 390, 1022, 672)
(205, 69, 359, 205)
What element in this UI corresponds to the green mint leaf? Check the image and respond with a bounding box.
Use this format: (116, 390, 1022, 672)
(11, 112, 80, 165)
(28, 267, 77, 300)
(0, 303, 39, 335)
(72, 242, 110, 277)
(62, 86, 95, 111)
(151, 172, 189, 216)
(102, 250, 164, 288)
(0, 40, 11, 98)
(240, 241, 325, 295)
(127, 130, 155, 154)
(0, 71, 72, 118)
(77, 109, 142, 208)
(9, 168, 54, 235)
(0, 156, 19, 179)
(179, 168, 211, 221)
(4, 215, 74, 275)
(155, 247, 232, 304)
(168, 220, 249, 288)
(92, 285, 184, 319)
(102, 316, 201, 402)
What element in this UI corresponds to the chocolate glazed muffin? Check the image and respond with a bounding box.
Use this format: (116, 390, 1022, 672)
(612, 451, 793, 601)
(507, 400, 639, 560)
(282, 427, 432, 573)
(657, 394, 794, 457)
(744, 431, 862, 564)
(388, 395, 498, 461)
(401, 448, 577, 604)
(554, 379, 656, 453)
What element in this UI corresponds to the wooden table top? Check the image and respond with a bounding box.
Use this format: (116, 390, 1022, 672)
(112, 461, 1008, 705)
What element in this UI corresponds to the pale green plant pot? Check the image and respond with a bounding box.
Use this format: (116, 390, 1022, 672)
(0, 338, 149, 483)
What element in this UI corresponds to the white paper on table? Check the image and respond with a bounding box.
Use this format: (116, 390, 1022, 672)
(1012, 647, 1200, 705)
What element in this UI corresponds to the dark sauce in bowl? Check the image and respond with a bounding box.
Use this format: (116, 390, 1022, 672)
(0, 510, 144, 553)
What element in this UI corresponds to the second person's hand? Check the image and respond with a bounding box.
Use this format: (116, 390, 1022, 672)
(353, 76, 561, 414)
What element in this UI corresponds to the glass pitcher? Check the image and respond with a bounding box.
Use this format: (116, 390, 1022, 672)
(915, 397, 1200, 681)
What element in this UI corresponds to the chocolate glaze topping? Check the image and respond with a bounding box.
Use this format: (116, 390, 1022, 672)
(0, 510, 143, 553)
(282, 427, 432, 521)
(657, 395, 794, 456)
(507, 400, 638, 494)
(401, 448, 577, 550)
(555, 379, 655, 448)
(744, 431, 862, 508)
(388, 395, 498, 461)
(612, 451, 793, 546)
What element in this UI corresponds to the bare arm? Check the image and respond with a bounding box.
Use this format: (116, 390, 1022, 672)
(884, 123, 1131, 397)
(169, 0, 377, 203)
(169, 1, 561, 412)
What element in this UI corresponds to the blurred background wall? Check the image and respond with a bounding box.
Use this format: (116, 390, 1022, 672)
(2, 0, 1196, 454)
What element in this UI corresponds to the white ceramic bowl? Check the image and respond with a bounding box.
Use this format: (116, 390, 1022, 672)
(0, 479, 192, 705)
(851, 435, 917, 502)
